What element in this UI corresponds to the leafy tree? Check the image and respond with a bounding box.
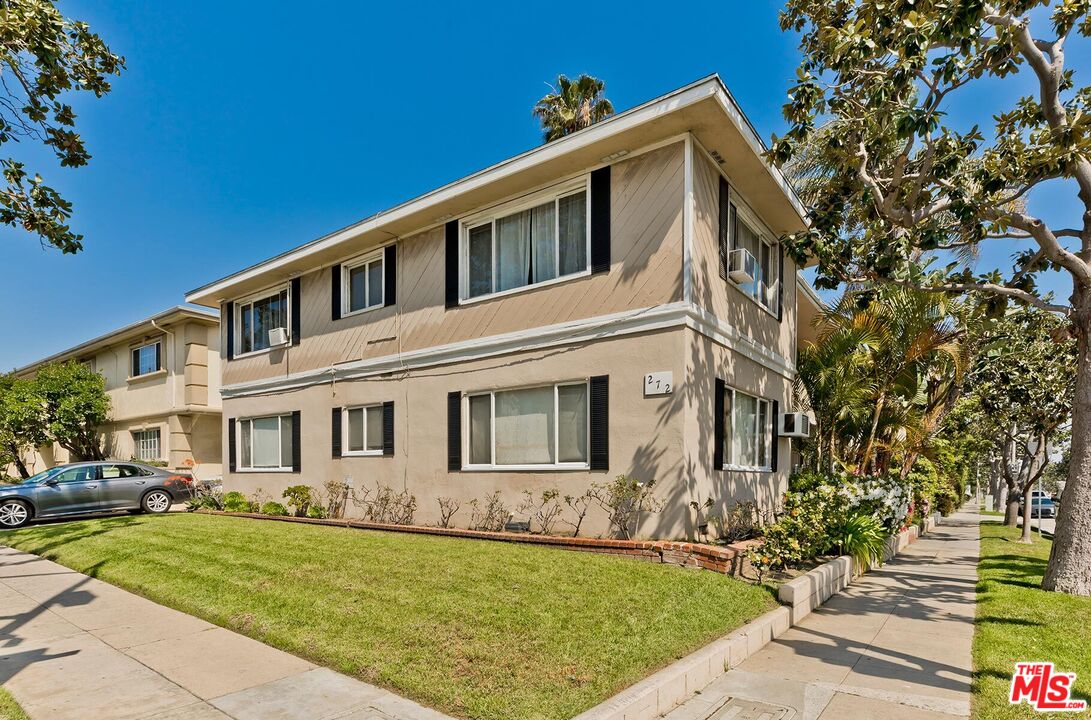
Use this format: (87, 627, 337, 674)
(0, 373, 47, 478)
(532, 74, 614, 143)
(33, 361, 109, 461)
(0, 0, 123, 252)
(773, 0, 1091, 594)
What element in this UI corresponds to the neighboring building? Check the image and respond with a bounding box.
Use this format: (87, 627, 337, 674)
(184, 75, 809, 538)
(7, 306, 223, 481)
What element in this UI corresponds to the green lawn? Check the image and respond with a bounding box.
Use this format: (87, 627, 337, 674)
(0, 687, 28, 720)
(974, 523, 1091, 719)
(1, 513, 775, 720)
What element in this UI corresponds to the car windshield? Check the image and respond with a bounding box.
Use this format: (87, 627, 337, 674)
(26, 467, 65, 484)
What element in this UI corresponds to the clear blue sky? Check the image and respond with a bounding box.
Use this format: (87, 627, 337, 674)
(0, 1, 1079, 369)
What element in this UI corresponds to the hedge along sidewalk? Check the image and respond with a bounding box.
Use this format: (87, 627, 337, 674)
(202, 510, 757, 574)
(573, 514, 944, 720)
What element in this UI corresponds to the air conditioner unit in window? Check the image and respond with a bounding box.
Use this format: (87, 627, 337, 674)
(728, 248, 757, 284)
(779, 412, 811, 438)
(268, 327, 290, 346)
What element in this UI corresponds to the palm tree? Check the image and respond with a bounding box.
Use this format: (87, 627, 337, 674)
(533, 74, 615, 143)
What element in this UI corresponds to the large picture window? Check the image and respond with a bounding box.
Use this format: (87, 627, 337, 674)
(237, 287, 289, 355)
(343, 252, 384, 315)
(239, 414, 294, 470)
(133, 429, 160, 461)
(344, 404, 384, 455)
(722, 387, 772, 470)
(466, 381, 588, 468)
(463, 180, 589, 301)
(130, 341, 161, 378)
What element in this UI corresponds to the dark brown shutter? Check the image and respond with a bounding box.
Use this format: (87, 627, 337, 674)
(290, 278, 301, 346)
(714, 378, 725, 469)
(331, 408, 342, 458)
(776, 245, 785, 322)
(445, 220, 459, 309)
(228, 418, 237, 472)
(447, 391, 461, 471)
(590, 166, 611, 274)
(331, 264, 342, 321)
(291, 410, 301, 472)
(718, 177, 730, 280)
(770, 399, 780, 472)
(589, 375, 609, 470)
(154, 342, 161, 372)
(382, 401, 395, 456)
(384, 244, 397, 307)
(225, 302, 234, 360)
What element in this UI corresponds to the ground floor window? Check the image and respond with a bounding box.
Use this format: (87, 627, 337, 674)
(723, 387, 771, 470)
(239, 414, 293, 470)
(344, 404, 384, 455)
(467, 381, 588, 468)
(133, 429, 161, 461)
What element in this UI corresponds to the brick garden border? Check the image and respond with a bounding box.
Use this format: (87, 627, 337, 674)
(199, 510, 757, 574)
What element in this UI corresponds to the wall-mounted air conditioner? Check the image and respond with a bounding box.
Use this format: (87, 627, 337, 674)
(268, 327, 290, 346)
(779, 413, 811, 438)
(728, 248, 757, 284)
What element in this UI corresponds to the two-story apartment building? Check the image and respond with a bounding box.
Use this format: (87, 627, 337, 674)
(7, 306, 223, 481)
(184, 76, 808, 538)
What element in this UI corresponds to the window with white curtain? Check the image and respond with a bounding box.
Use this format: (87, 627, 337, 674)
(466, 381, 589, 468)
(239, 414, 293, 470)
(344, 404, 384, 455)
(237, 287, 289, 355)
(722, 387, 772, 470)
(731, 203, 779, 312)
(132, 429, 160, 461)
(343, 252, 384, 315)
(463, 179, 589, 301)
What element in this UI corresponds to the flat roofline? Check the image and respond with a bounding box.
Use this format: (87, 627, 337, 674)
(186, 74, 807, 305)
(13, 305, 219, 375)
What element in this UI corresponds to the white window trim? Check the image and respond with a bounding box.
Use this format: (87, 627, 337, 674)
(722, 386, 773, 473)
(341, 403, 385, 457)
(130, 340, 161, 378)
(726, 196, 781, 319)
(459, 176, 592, 305)
(463, 379, 591, 471)
(341, 250, 385, 318)
(236, 413, 294, 473)
(234, 284, 292, 359)
(132, 428, 161, 461)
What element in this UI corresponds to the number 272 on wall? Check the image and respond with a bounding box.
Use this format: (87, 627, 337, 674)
(644, 372, 673, 396)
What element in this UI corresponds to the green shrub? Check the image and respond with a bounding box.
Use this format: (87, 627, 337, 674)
(828, 509, 887, 571)
(185, 488, 223, 512)
(260, 501, 289, 516)
(282, 485, 313, 517)
(223, 491, 254, 513)
(306, 505, 328, 519)
(906, 457, 941, 520)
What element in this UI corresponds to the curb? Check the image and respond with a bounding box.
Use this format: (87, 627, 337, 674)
(572, 515, 942, 720)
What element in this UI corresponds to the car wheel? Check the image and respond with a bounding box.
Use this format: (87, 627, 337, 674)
(0, 500, 31, 528)
(141, 490, 172, 514)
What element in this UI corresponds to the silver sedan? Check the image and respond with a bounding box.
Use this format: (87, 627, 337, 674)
(0, 461, 194, 528)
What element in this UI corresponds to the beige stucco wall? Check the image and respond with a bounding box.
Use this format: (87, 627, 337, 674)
(222, 142, 686, 387)
(223, 328, 691, 537)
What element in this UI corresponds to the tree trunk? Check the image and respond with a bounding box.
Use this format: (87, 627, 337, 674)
(1043, 318, 1091, 596)
(860, 391, 886, 470)
(4, 442, 30, 479)
(1005, 493, 1021, 526)
(1019, 485, 1034, 543)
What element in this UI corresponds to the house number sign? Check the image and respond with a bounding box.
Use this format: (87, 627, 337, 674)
(644, 371, 673, 397)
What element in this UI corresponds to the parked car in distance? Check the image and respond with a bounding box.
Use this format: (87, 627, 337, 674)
(1018, 495, 1057, 519)
(0, 461, 194, 528)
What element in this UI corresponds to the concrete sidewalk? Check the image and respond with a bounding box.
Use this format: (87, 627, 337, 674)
(665, 506, 980, 720)
(0, 546, 453, 720)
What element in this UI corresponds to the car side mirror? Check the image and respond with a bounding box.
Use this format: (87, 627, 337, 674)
(43, 478, 58, 487)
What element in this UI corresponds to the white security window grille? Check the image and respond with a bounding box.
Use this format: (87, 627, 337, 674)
(133, 429, 161, 461)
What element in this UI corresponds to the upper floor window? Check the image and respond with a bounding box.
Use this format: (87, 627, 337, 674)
(462, 179, 589, 302)
(131, 341, 161, 378)
(466, 380, 588, 469)
(721, 182, 780, 313)
(343, 252, 384, 315)
(237, 287, 289, 355)
(722, 386, 772, 471)
(734, 212, 778, 310)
